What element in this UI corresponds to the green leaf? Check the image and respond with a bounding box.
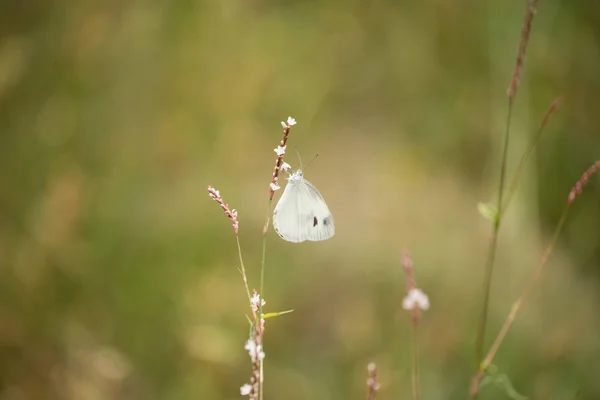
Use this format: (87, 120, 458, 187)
(262, 309, 294, 319)
(481, 364, 528, 400)
(496, 374, 528, 400)
(478, 202, 499, 223)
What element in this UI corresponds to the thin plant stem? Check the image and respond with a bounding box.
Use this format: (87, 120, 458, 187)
(257, 117, 293, 400)
(235, 235, 262, 399)
(411, 322, 420, 400)
(475, 102, 514, 365)
(260, 203, 270, 307)
(236, 236, 253, 306)
(470, 160, 600, 398)
(502, 98, 562, 212)
(476, 231, 498, 363)
(401, 253, 427, 399)
(258, 203, 271, 400)
(470, 206, 570, 398)
(485, 206, 567, 365)
(497, 103, 515, 227)
(475, 0, 539, 366)
(476, 96, 562, 363)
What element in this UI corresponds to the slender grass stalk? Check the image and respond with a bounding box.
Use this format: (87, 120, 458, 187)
(208, 186, 263, 398)
(236, 236, 253, 305)
(260, 203, 270, 307)
(501, 98, 562, 212)
(210, 118, 296, 400)
(476, 96, 561, 364)
(257, 116, 295, 400)
(475, 0, 539, 368)
(401, 253, 428, 400)
(497, 104, 515, 228)
(258, 203, 271, 400)
(470, 206, 568, 399)
(470, 160, 600, 399)
(476, 97, 561, 370)
(411, 322, 420, 400)
(475, 102, 513, 365)
(484, 206, 567, 367)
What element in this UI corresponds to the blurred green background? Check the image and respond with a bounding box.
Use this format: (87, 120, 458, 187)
(1, 1, 600, 399)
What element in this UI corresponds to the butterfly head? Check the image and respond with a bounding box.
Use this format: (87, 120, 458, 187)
(288, 169, 304, 183)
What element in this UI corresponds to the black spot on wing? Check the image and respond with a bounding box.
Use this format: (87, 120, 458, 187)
(313, 216, 318, 227)
(323, 217, 330, 226)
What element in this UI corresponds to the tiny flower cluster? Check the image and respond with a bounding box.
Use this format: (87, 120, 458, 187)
(366, 362, 380, 400)
(240, 384, 252, 396)
(274, 145, 286, 157)
(214, 117, 299, 398)
(269, 117, 296, 200)
(207, 186, 239, 234)
(568, 160, 600, 205)
(250, 292, 266, 313)
(240, 293, 266, 398)
(281, 116, 296, 129)
(244, 338, 265, 363)
(401, 252, 429, 325)
(402, 288, 430, 311)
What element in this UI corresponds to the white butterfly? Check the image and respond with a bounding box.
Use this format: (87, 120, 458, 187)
(273, 169, 335, 243)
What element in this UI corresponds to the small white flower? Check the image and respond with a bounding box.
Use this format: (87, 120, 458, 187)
(402, 288, 430, 311)
(274, 145, 286, 156)
(244, 339, 265, 362)
(256, 344, 265, 361)
(286, 116, 297, 126)
(208, 189, 220, 200)
(270, 182, 280, 191)
(240, 384, 252, 395)
(280, 121, 287, 128)
(250, 293, 266, 312)
(245, 339, 256, 359)
(281, 162, 291, 172)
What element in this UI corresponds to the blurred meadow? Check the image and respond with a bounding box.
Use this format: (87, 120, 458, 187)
(1, 0, 600, 399)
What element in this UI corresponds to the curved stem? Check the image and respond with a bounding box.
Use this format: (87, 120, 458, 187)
(236, 236, 252, 305)
(502, 98, 562, 213)
(475, 101, 514, 365)
(470, 205, 570, 399)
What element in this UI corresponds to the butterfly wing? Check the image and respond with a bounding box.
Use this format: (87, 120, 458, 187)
(273, 181, 303, 243)
(273, 177, 334, 243)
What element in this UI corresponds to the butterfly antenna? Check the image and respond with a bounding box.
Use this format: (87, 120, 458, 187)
(294, 146, 304, 170)
(303, 154, 319, 171)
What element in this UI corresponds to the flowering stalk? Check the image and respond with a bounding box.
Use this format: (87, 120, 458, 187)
(366, 362, 380, 400)
(207, 186, 251, 304)
(257, 116, 296, 400)
(208, 186, 239, 234)
(240, 291, 266, 399)
(477, 97, 561, 371)
(401, 253, 429, 400)
(209, 118, 298, 399)
(507, 0, 539, 103)
(475, 0, 540, 367)
(207, 187, 269, 399)
(568, 161, 600, 205)
(268, 116, 296, 202)
(469, 161, 600, 399)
